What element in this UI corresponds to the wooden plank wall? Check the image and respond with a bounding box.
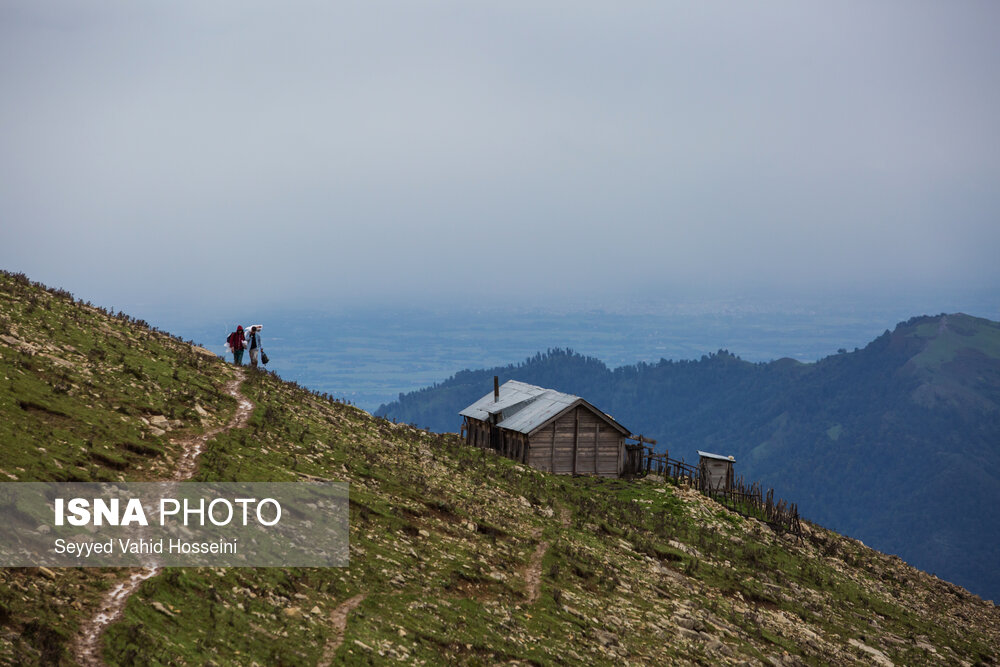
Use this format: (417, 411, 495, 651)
(527, 406, 622, 477)
(465, 418, 492, 450)
(528, 424, 555, 472)
(472, 409, 624, 477)
(701, 459, 733, 491)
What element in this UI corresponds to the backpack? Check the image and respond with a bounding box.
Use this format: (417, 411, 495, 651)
(227, 331, 241, 349)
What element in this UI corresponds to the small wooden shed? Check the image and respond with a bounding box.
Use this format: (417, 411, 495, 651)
(698, 450, 735, 491)
(460, 380, 632, 477)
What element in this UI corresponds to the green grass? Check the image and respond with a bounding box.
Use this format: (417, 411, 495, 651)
(0, 272, 236, 485)
(2, 271, 999, 666)
(104, 370, 999, 664)
(909, 314, 1000, 370)
(0, 271, 239, 664)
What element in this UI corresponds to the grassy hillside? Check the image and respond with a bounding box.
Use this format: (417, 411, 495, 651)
(2, 271, 999, 665)
(378, 316, 1000, 603)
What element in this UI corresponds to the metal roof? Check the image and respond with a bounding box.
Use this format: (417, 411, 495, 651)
(460, 380, 630, 436)
(698, 450, 735, 462)
(458, 381, 554, 421)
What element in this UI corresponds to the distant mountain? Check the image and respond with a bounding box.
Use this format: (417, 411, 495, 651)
(377, 313, 1000, 602)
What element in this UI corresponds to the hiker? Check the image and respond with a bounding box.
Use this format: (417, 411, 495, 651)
(246, 325, 262, 368)
(226, 325, 246, 365)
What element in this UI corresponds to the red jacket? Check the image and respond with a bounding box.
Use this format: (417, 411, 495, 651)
(228, 329, 246, 350)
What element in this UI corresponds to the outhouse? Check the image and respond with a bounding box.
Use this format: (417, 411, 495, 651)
(697, 450, 735, 491)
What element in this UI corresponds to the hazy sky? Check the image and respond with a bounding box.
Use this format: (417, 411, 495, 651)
(2, 1, 998, 316)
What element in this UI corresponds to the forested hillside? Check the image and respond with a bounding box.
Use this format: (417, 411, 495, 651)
(377, 315, 1000, 603)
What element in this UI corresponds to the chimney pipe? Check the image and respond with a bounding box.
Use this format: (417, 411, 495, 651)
(494, 376, 500, 402)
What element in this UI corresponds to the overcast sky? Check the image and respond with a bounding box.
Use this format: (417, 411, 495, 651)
(2, 1, 998, 317)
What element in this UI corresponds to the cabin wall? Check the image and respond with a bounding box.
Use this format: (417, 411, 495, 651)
(465, 418, 491, 450)
(528, 424, 556, 472)
(527, 406, 623, 477)
(500, 429, 527, 463)
(470, 408, 625, 477)
(466, 418, 528, 462)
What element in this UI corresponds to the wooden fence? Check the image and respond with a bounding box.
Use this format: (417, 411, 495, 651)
(704, 475, 802, 537)
(624, 443, 801, 536)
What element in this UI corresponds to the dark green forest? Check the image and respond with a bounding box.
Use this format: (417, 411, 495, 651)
(378, 313, 1000, 603)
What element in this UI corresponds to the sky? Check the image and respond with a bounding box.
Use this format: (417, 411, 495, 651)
(2, 1, 999, 318)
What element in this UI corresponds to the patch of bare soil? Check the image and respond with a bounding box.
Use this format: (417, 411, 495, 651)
(525, 506, 571, 604)
(318, 594, 367, 666)
(525, 537, 549, 604)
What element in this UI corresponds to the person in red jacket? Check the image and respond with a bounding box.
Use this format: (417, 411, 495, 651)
(226, 325, 246, 365)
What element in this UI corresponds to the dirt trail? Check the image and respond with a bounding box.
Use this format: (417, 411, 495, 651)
(171, 373, 253, 480)
(318, 594, 368, 666)
(71, 371, 253, 667)
(525, 537, 549, 604)
(525, 507, 571, 604)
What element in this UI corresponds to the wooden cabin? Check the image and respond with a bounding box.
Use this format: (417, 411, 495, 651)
(460, 380, 632, 477)
(698, 450, 735, 491)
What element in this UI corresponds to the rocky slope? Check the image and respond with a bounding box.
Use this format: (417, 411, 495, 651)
(1, 270, 998, 666)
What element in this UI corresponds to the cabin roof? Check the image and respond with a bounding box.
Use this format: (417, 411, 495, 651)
(460, 380, 630, 436)
(459, 380, 550, 420)
(698, 450, 735, 463)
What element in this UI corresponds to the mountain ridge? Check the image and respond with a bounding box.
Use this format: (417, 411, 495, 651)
(377, 313, 1000, 603)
